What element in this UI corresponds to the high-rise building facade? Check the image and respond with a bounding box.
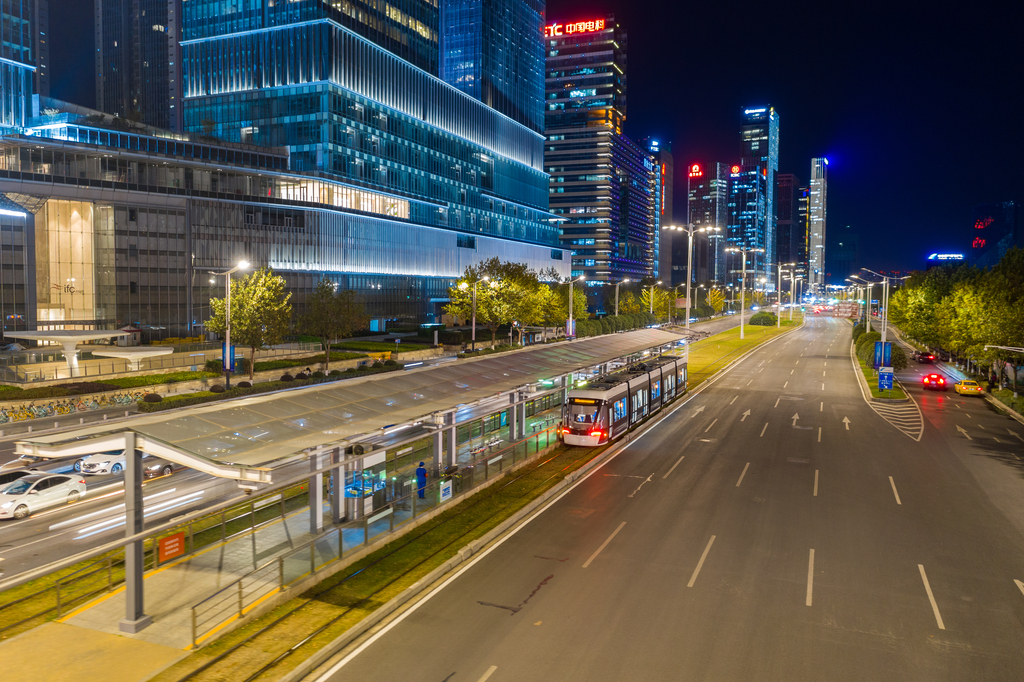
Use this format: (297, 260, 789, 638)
(31, 0, 47, 97)
(641, 137, 674, 283)
(807, 157, 827, 294)
(687, 162, 730, 284)
(775, 173, 806, 274)
(95, 0, 179, 129)
(440, 0, 546, 134)
(545, 16, 658, 309)
(971, 201, 1020, 269)
(0, 0, 37, 128)
(728, 106, 779, 289)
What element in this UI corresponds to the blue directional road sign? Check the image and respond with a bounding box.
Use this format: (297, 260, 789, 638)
(878, 367, 894, 391)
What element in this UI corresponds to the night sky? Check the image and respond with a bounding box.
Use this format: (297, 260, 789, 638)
(48, 1, 1023, 276)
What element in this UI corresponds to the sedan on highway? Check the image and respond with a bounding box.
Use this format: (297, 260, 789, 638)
(79, 450, 129, 475)
(0, 473, 87, 520)
(922, 373, 948, 391)
(144, 456, 179, 479)
(915, 352, 936, 364)
(954, 379, 984, 396)
(0, 468, 38, 488)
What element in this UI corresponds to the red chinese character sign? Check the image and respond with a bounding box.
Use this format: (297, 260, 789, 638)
(545, 19, 606, 37)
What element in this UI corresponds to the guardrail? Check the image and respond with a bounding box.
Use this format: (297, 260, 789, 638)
(188, 423, 560, 647)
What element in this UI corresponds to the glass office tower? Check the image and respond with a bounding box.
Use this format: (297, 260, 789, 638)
(807, 157, 827, 295)
(687, 162, 730, 284)
(440, 0, 546, 134)
(728, 106, 779, 289)
(0, 0, 36, 129)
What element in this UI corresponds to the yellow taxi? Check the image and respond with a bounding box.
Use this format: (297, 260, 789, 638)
(954, 380, 983, 396)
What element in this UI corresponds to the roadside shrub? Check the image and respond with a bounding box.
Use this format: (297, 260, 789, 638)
(280, 374, 295, 382)
(329, 369, 342, 376)
(311, 371, 326, 378)
(383, 359, 398, 367)
(749, 311, 777, 326)
(371, 361, 384, 369)
(209, 385, 226, 393)
(142, 393, 163, 403)
(855, 331, 881, 353)
(205, 359, 223, 373)
(856, 332, 882, 365)
(852, 323, 866, 343)
(345, 367, 358, 373)
(890, 344, 908, 371)
(237, 381, 252, 388)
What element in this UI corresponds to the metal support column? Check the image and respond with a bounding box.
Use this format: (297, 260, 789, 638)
(508, 392, 518, 443)
(330, 447, 342, 525)
(343, 456, 359, 522)
(309, 450, 323, 535)
(432, 427, 443, 478)
(446, 412, 457, 467)
(119, 432, 151, 633)
(517, 394, 527, 440)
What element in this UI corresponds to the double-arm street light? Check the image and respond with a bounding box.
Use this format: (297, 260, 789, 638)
(209, 259, 250, 389)
(725, 246, 764, 340)
(457, 275, 490, 350)
(665, 224, 722, 344)
(568, 275, 586, 338)
(613, 278, 631, 317)
(860, 269, 910, 344)
(777, 262, 795, 328)
(848, 274, 872, 331)
(649, 280, 663, 315)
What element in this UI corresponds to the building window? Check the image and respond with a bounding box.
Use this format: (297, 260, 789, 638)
(457, 235, 476, 249)
(551, 250, 563, 260)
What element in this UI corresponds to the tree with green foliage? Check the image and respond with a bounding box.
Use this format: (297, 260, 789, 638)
(206, 267, 293, 381)
(298, 276, 369, 373)
(707, 288, 725, 314)
(749, 311, 777, 326)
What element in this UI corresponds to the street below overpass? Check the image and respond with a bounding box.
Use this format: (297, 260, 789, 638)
(320, 316, 1024, 682)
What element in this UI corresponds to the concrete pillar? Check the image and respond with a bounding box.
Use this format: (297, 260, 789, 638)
(447, 412, 457, 467)
(309, 450, 323, 535)
(508, 393, 517, 443)
(343, 456, 359, 522)
(432, 427, 443, 477)
(119, 432, 151, 634)
(330, 448, 342, 525)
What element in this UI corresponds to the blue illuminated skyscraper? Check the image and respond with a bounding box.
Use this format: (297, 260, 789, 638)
(728, 106, 779, 288)
(440, 0, 546, 134)
(0, 0, 37, 128)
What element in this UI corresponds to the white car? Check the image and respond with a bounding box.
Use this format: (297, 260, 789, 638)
(0, 473, 87, 520)
(80, 450, 128, 475)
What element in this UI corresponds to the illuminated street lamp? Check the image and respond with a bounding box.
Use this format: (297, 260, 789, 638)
(777, 262, 795, 328)
(568, 275, 586, 338)
(613, 278, 631, 317)
(665, 224, 721, 346)
(209, 259, 250, 389)
(725, 247, 764, 339)
(649, 280, 663, 315)
(458, 275, 490, 351)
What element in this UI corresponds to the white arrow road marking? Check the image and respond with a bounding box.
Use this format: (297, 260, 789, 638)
(1015, 579, 1024, 597)
(692, 405, 706, 416)
(1009, 428, 1024, 444)
(842, 417, 851, 430)
(957, 425, 972, 441)
(791, 413, 800, 427)
(919, 564, 946, 630)
(760, 422, 768, 437)
(741, 409, 751, 422)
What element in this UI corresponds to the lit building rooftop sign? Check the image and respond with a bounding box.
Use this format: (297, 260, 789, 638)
(926, 253, 965, 261)
(688, 163, 702, 178)
(545, 19, 606, 37)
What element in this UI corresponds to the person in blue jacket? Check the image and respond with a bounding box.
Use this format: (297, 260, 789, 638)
(416, 462, 427, 499)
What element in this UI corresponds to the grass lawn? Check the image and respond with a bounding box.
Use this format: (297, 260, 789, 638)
(685, 314, 804, 387)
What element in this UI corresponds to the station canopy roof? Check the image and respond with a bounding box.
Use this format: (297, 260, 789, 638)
(17, 328, 684, 478)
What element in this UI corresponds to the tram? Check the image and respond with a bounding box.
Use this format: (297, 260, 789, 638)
(559, 355, 687, 446)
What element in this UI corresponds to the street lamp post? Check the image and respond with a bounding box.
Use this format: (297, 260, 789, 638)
(789, 270, 797, 321)
(209, 259, 250, 389)
(850, 274, 872, 332)
(777, 262, 795, 328)
(568, 275, 585, 338)
(648, 280, 663, 315)
(666, 224, 721, 346)
(614, 278, 631, 317)
(726, 247, 764, 340)
(457, 276, 490, 351)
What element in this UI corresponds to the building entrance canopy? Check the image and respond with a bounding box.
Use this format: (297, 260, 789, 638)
(15, 329, 685, 482)
(5, 330, 133, 378)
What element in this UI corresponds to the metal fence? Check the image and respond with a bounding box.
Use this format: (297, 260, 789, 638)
(188, 424, 559, 647)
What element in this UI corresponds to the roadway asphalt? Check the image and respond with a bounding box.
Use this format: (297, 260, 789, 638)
(316, 315, 1024, 682)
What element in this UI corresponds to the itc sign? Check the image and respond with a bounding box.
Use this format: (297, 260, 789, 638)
(545, 19, 606, 37)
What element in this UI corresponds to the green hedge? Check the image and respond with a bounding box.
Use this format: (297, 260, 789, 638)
(749, 311, 777, 326)
(457, 344, 516, 359)
(852, 323, 866, 343)
(856, 332, 882, 366)
(97, 371, 219, 388)
(137, 364, 405, 413)
(332, 341, 430, 354)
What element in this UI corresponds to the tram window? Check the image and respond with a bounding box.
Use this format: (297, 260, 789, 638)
(652, 381, 661, 399)
(666, 374, 675, 392)
(569, 403, 598, 424)
(613, 398, 626, 421)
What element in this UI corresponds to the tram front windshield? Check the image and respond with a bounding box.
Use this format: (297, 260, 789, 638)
(569, 400, 601, 425)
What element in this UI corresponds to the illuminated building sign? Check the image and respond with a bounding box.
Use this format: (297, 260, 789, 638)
(730, 165, 741, 174)
(972, 237, 986, 249)
(545, 19, 606, 37)
(744, 108, 767, 115)
(974, 216, 994, 230)
(927, 253, 965, 261)
(688, 163, 702, 178)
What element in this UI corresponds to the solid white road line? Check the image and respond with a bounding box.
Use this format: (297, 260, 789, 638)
(477, 666, 498, 682)
(806, 549, 815, 606)
(730, 396, 738, 405)
(889, 476, 902, 505)
(735, 462, 750, 487)
(687, 535, 716, 588)
(813, 470, 819, 497)
(918, 564, 946, 629)
(705, 418, 718, 433)
(663, 455, 685, 479)
(760, 422, 768, 437)
(582, 521, 627, 568)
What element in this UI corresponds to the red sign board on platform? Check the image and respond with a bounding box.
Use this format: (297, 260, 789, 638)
(158, 531, 186, 563)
